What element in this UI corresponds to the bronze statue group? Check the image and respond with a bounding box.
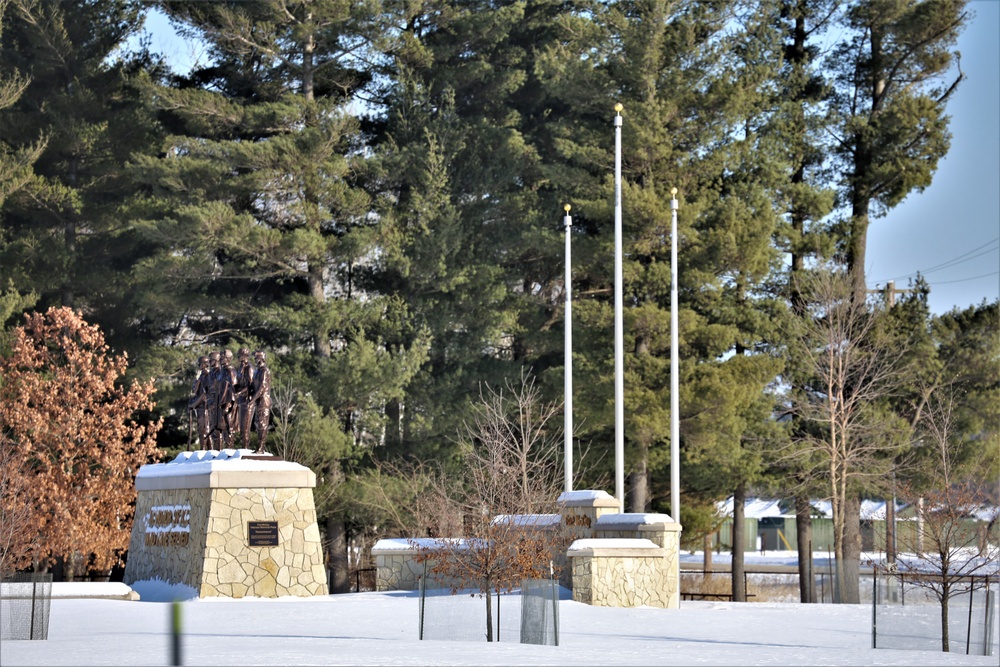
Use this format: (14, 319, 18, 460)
(188, 348, 271, 452)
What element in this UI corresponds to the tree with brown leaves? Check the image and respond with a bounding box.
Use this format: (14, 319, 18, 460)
(0, 430, 33, 577)
(0, 307, 162, 578)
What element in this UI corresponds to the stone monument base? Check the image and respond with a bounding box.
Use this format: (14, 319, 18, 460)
(124, 449, 328, 598)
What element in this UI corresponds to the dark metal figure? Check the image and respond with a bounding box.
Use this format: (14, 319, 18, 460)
(205, 351, 222, 450)
(187, 355, 211, 450)
(249, 350, 272, 453)
(233, 347, 256, 449)
(216, 349, 237, 448)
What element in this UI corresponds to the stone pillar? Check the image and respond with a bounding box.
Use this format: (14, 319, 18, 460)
(593, 513, 681, 608)
(124, 449, 328, 598)
(567, 538, 675, 608)
(556, 490, 622, 588)
(558, 490, 623, 538)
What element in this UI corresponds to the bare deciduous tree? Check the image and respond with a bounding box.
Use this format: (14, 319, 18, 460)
(413, 371, 569, 641)
(893, 480, 999, 652)
(891, 389, 1000, 652)
(784, 268, 912, 603)
(270, 379, 301, 463)
(354, 458, 464, 539)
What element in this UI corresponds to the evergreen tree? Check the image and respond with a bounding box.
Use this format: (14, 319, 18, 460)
(769, 0, 836, 603)
(371, 0, 583, 464)
(828, 0, 967, 300)
(535, 1, 791, 548)
(921, 300, 1000, 482)
(0, 0, 161, 344)
(824, 0, 968, 602)
(133, 0, 426, 591)
(0, 0, 44, 210)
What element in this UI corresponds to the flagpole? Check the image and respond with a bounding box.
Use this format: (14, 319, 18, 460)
(563, 203, 573, 493)
(670, 187, 680, 525)
(613, 103, 625, 511)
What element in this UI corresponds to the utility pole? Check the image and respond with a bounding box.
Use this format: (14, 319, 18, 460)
(873, 279, 911, 566)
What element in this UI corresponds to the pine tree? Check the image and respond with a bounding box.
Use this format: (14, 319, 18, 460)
(770, 0, 837, 603)
(0, 0, 161, 337)
(532, 1, 792, 541)
(828, 0, 967, 300)
(371, 0, 579, 463)
(135, 0, 427, 593)
(823, 0, 968, 602)
(0, 0, 44, 210)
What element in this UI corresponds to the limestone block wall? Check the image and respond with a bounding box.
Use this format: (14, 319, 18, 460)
(557, 490, 622, 542)
(202, 486, 325, 597)
(371, 538, 481, 592)
(591, 512, 681, 607)
(124, 450, 328, 598)
(369, 491, 682, 610)
(594, 512, 679, 547)
(371, 540, 424, 591)
(125, 487, 212, 590)
(568, 539, 675, 608)
(555, 490, 622, 588)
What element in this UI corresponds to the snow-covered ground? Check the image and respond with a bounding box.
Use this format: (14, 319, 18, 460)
(3, 576, 997, 666)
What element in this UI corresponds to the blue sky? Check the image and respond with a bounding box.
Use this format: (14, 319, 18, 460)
(867, 0, 1000, 315)
(138, 3, 999, 316)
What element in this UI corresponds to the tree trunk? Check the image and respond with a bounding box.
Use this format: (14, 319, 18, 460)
(916, 497, 925, 556)
(885, 495, 896, 564)
(326, 516, 349, 594)
(629, 442, 648, 513)
(795, 495, 814, 603)
(386, 398, 402, 451)
(630, 335, 651, 513)
(732, 482, 746, 602)
(703, 534, 713, 572)
(485, 588, 494, 642)
(940, 581, 950, 651)
(63, 157, 79, 308)
(841, 495, 862, 604)
(308, 264, 331, 358)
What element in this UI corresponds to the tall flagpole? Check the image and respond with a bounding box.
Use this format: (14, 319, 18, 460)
(613, 103, 625, 510)
(563, 203, 573, 493)
(670, 188, 680, 525)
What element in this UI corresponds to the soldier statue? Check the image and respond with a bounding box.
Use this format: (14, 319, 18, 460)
(233, 347, 256, 449)
(187, 355, 211, 450)
(249, 349, 272, 453)
(216, 349, 238, 448)
(204, 351, 222, 450)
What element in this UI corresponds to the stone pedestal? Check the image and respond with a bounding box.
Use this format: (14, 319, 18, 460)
(123, 449, 328, 598)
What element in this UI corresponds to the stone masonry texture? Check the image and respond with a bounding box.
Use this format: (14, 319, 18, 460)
(125, 482, 328, 598)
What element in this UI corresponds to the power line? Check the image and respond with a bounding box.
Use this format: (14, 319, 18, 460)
(915, 238, 999, 275)
(872, 236, 1000, 283)
(931, 271, 999, 286)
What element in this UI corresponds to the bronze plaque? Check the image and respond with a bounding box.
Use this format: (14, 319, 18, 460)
(248, 521, 279, 547)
